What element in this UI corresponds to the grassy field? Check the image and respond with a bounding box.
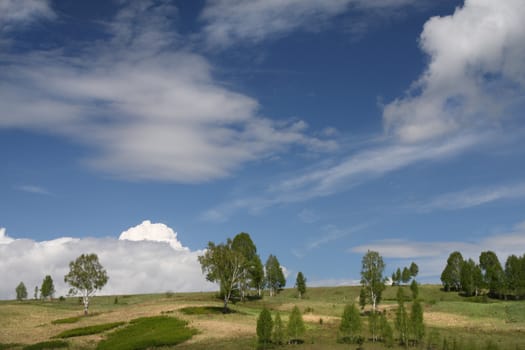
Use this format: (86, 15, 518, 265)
(0, 285, 524, 349)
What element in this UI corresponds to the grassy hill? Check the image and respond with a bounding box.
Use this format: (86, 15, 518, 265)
(1, 285, 524, 349)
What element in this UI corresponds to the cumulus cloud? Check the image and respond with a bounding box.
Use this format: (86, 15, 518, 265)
(0, 0, 335, 183)
(0, 222, 214, 300)
(383, 0, 525, 143)
(350, 220, 525, 279)
(200, 0, 419, 48)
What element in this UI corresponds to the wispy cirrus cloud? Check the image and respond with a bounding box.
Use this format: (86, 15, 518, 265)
(16, 185, 52, 195)
(0, 0, 336, 183)
(200, 0, 420, 49)
(419, 182, 525, 211)
(0, 0, 54, 32)
(292, 224, 366, 258)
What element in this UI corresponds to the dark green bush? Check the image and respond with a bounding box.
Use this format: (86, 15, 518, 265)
(54, 322, 125, 338)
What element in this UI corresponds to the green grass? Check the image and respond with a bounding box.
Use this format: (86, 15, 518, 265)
(53, 322, 125, 338)
(180, 306, 238, 315)
(96, 316, 197, 350)
(51, 316, 82, 325)
(0, 344, 21, 350)
(22, 340, 68, 350)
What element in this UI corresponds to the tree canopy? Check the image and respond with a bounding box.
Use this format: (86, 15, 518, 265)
(265, 254, 285, 297)
(64, 253, 108, 315)
(40, 275, 55, 300)
(360, 250, 386, 312)
(16, 282, 27, 301)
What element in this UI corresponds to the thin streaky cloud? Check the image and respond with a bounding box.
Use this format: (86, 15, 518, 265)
(16, 185, 52, 196)
(419, 182, 525, 211)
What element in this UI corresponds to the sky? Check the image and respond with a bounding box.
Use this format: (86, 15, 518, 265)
(1, 0, 525, 299)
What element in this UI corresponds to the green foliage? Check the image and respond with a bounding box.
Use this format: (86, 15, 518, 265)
(40, 275, 55, 300)
(64, 253, 108, 315)
(180, 306, 238, 315)
(409, 262, 419, 279)
(441, 251, 464, 292)
(287, 305, 305, 343)
(401, 267, 411, 285)
(338, 303, 361, 344)
(96, 316, 196, 350)
(480, 250, 504, 297)
(360, 250, 386, 311)
(22, 340, 68, 350)
(295, 271, 307, 298)
(256, 307, 273, 347)
(198, 239, 244, 311)
(231, 232, 262, 301)
(368, 311, 380, 342)
(460, 258, 483, 297)
(359, 287, 367, 310)
(395, 287, 409, 346)
(265, 254, 286, 297)
(380, 312, 394, 347)
(272, 312, 285, 345)
(410, 299, 425, 345)
(53, 321, 125, 338)
(410, 279, 419, 300)
(16, 282, 28, 301)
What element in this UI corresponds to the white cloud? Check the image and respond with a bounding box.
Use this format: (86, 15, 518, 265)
(297, 209, 320, 224)
(0, 0, 55, 32)
(200, 0, 419, 48)
(292, 224, 366, 258)
(0, 222, 215, 300)
(16, 185, 51, 195)
(308, 278, 360, 287)
(203, 132, 484, 221)
(0, 0, 335, 183)
(383, 0, 525, 143)
(420, 182, 525, 211)
(350, 220, 525, 279)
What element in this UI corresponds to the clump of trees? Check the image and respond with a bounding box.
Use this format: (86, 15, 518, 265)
(256, 306, 304, 347)
(199, 232, 286, 311)
(441, 250, 525, 299)
(391, 262, 419, 286)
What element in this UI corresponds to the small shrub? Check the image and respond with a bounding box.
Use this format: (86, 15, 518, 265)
(287, 306, 305, 344)
(304, 306, 314, 313)
(256, 307, 273, 348)
(165, 291, 174, 298)
(273, 312, 285, 345)
(51, 316, 81, 325)
(54, 322, 125, 338)
(114, 296, 118, 304)
(58, 296, 66, 302)
(22, 340, 68, 350)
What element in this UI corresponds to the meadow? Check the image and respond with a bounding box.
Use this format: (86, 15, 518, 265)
(1, 285, 524, 349)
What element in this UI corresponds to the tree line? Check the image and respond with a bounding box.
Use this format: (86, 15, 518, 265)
(16, 274, 55, 301)
(441, 250, 525, 299)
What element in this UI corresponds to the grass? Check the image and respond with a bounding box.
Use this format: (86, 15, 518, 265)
(2, 286, 525, 349)
(22, 340, 68, 350)
(53, 321, 125, 338)
(96, 316, 197, 350)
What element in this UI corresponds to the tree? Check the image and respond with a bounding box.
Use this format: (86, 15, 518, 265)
(265, 255, 285, 297)
(504, 254, 524, 299)
(295, 271, 306, 299)
(479, 251, 504, 298)
(380, 312, 394, 347)
(287, 305, 305, 344)
(64, 253, 109, 315)
(251, 255, 265, 297)
(393, 268, 402, 286)
(256, 307, 273, 348)
(40, 275, 55, 300)
(410, 279, 419, 300)
(409, 262, 419, 279)
(16, 282, 27, 301)
(339, 303, 362, 344)
(460, 258, 482, 296)
(231, 232, 258, 301)
(410, 300, 425, 345)
(360, 250, 386, 312)
(395, 287, 409, 347)
(369, 311, 380, 342)
(401, 267, 411, 285)
(441, 251, 464, 291)
(273, 312, 285, 345)
(34, 286, 38, 300)
(199, 239, 244, 312)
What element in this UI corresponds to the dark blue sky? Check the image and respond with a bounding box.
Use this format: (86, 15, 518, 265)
(1, 0, 524, 295)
